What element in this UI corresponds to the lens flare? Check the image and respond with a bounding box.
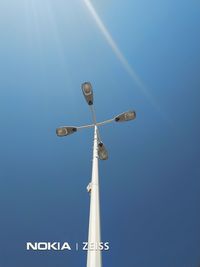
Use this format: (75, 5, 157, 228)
(83, 0, 151, 98)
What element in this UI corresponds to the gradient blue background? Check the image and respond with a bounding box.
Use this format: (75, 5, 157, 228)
(0, 0, 200, 266)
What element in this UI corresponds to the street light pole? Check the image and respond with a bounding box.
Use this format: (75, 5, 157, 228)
(87, 125, 102, 267)
(56, 82, 136, 267)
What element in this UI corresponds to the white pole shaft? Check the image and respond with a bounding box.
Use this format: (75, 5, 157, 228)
(87, 125, 102, 267)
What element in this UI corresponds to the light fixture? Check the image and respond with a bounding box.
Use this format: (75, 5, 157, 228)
(56, 82, 136, 267)
(56, 126, 77, 137)
(115, 110, 136, 122)
(81, 82, 93, 105)
(98, 142, 108, 160)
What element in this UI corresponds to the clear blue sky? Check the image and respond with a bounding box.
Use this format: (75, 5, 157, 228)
(0, 0, 200, 266)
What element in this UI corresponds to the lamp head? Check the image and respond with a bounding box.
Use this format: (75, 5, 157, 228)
(56, 126, 77, 137)
(115, 110, 136, 122)
(81, 82, 93, 105)
(98, 142, 108, 160)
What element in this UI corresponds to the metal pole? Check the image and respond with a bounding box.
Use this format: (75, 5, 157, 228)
(87, 125, 102, 267)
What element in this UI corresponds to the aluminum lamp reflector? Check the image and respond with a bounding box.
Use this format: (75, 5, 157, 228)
(98, 142, 108, 160)
(115, 110, 136, 122)
(56, 127, 77, 137)
(81, 82, 93, 105)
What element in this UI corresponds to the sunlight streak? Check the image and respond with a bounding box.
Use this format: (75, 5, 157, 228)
(83, 0, 156, 104)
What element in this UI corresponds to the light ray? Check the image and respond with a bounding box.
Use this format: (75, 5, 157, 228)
(82, 0, 156, 104)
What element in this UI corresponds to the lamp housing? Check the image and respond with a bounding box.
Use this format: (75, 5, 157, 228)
(56, 126, 77, 137)
(81, 82, 93, 105)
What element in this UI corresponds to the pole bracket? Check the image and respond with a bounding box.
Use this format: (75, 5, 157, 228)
(87, 182, 92, 193)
